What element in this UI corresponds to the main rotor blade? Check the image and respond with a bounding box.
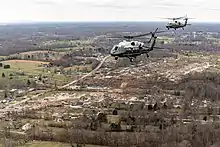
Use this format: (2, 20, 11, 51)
(160, 15, 190, 20)
(160, 17, 178, 20)
(143, 46, 171, 50)
(124, 30, 166, 39)
(160, 17, 183, 20)
(124, 32, 152, 39)
(185, 17, 195, 19)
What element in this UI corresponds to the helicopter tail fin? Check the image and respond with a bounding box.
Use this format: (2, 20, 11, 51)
(148, 28, 158, 43)
(149, 36, 157, 51)
(184, 18, 188, 26)
(147, 28, 159, 50)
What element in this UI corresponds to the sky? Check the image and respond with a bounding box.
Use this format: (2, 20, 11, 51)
(0, 0, 220, 23)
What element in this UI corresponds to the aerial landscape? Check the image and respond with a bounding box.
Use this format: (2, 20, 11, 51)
(0, 20, 219, 147)
(1, 0, 220, 147)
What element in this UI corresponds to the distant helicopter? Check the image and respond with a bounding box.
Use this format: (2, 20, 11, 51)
(110, 28, 165, 62)
(162, 15, 194, 30)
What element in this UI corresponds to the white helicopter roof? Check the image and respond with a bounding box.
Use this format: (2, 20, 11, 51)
(117, 40, 144, 48)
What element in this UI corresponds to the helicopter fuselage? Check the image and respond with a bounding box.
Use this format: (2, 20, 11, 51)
(166, 22, 185, 29)
(166, 19, 188, 30)
(110, 40, 144, 56)
(109, 28, 159, 62)
(110, 40, 152, 62)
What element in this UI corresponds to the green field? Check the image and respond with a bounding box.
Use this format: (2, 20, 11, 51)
(0, 60, 72, 89)
(157, 36, 175, 43)
(16, 141, 71, 147)
(0, 56, 6, 60)
(0, 141, 70, 147)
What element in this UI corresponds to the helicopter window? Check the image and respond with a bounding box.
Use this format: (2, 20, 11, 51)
(114, 46, 118, 50)
(131, 42, 135, 46)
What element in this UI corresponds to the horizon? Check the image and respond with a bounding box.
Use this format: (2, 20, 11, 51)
(0, 0, 220, 23)
(1, 20, 220, 25)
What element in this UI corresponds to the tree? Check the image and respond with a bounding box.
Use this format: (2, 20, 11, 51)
(27, 79, 31, 86)
(54, 81, 57, 89)
(160, 40, 165, 44)
(38, 76, 42, 81)
(113, 109, 118, 115)
(4, 91, 7, 98)
(4, 65, 10, 69)
(67, 68, 72, 75)
(2, 73, 5, 78)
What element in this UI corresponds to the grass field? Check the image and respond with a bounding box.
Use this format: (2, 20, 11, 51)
(0, 60, 72, 88)
(0, 56, 6, 60)
(157, 36, 175, 43)
(0, 141, 70, 147)
(16, 141, 71, 147)
(14, 141, 108, 147)
(0, 60, 49, 77)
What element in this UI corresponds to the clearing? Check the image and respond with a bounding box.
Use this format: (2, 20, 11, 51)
(0, 60, 71, 88)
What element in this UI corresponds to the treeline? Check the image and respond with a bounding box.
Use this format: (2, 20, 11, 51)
(3, 123, 218, 147)
(50, 52, 100, 68)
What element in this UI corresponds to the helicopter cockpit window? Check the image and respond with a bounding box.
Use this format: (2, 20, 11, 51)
(131, 42, 135, 46)
(114, 46, 118, 50)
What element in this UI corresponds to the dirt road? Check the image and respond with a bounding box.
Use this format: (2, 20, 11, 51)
(60, 55, 111, 88)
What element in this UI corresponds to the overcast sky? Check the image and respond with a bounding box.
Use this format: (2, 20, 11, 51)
(0, 0, 219, 23)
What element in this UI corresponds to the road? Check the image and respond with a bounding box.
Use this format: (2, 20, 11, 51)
(60, 55, 111, 88)
(0, 56, 111, 118)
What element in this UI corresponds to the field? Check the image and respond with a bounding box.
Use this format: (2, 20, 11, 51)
(16, 141, 108, 147)
(16, 141, 71, 147)
(0, 60, 72, 89)
(157, 36, 175, 44)
(0, 56, 5, 60)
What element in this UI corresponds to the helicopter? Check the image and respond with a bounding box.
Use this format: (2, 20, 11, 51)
(162, 15, 193, 30)
(110, 28, 165, 62)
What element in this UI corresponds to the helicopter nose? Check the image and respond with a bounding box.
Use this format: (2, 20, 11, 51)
(110, 49, 116, 55)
